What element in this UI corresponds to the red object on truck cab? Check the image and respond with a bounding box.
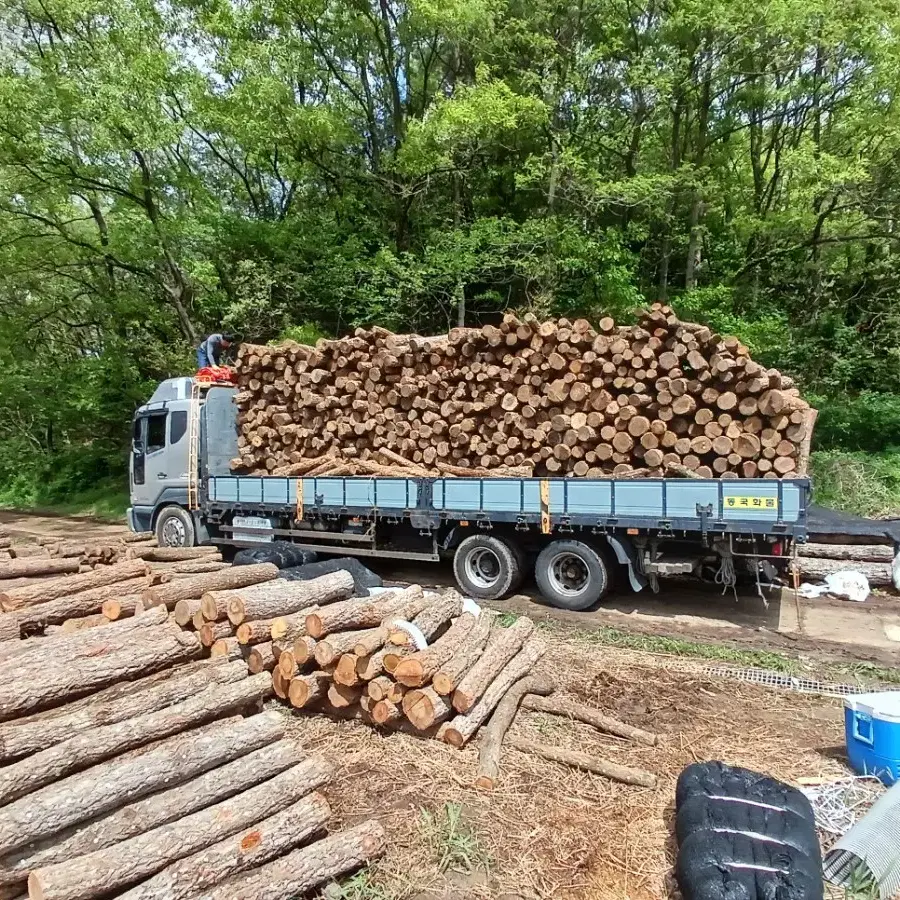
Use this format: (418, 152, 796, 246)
(195, 366, 236, 385)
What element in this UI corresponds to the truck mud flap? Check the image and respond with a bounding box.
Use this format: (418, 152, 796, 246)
(604, 535, 647, 592)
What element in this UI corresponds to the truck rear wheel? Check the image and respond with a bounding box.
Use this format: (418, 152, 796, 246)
(535, 540, 608, 610)
(155, 506, 196, 548)
(453, 535, 521, 601)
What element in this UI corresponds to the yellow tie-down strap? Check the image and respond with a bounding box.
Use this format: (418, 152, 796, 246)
(295, 477, 304, 522)
(540, 479, 551, 535)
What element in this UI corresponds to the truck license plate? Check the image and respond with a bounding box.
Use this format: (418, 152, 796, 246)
(232, 516, 274, 542)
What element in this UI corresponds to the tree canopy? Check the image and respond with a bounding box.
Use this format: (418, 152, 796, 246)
(1, 0, 899, 505)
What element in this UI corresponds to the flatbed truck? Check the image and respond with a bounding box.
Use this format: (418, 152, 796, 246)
(127, 377, 809, 610)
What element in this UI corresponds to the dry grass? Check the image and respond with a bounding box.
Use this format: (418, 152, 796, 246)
(283, 633, 849, 900)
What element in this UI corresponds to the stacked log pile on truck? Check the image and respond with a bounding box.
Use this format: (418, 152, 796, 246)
(231, 304, 817, 479)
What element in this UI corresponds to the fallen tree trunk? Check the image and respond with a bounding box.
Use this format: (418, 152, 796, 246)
(432, 610, 495, 695)
(60, 614, 109, 634)
(223, 571, 354, 625)
(0, 659, 247, 761)
(100, 593, 145, 620)
(440, 638, 546, 748)
(390, 592, 464, 645)
(313, 628, 379, 668)
(16, 574, 154, 629)
(168, 559, 228, 574)
(0, 670, 273, 802)
(797, 543, 895, 562)
(792, 556, 894, 586)
(188, 821, 387, 900)
(0, 736, 305, 887)
(236, 618, 276, 645)
(393, 613, 476, 688)
(402, 686, 453, 730)
(475, 676, 556, 790)
(0, 560, 149, 611)
(305, 585, 425, 638)
(521, 695, 659, 746)
(199, 621, 235, 647)
(288, 672, 330, 709)
(27, 757, 334, 900)
(127, 546, 221, 562)
(0, 622, 202, 721)
(0, 558, 79, 584)
(123, 531, 154, 543)
(172, 596, 204, 627)
(115, 793, 331, 900)
(0, 712, 285, 854)
(248, 641, 276, 673)
(505, 736, 657, 787)
(142, 563, 279, 610)
(452, 617, 535, 713)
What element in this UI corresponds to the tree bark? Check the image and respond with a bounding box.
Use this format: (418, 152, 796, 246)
(797, 543, 894, 562)
(393, 612, 476, 687)
(248, 641, 276, 673)
(520, 695, 659, 746)
(432, 609, 495, 695)
(0, 671, 273, 803)
(115, 792, 331, 900)
(144, 563, 278, 610)
(475, 676, 556, 790)
(305, 585, 424, 638)
(127, 546, 221, 562)
(236, 618, 277, 645)
(16, 574, 153, 628)
(28, 757, 333, 900)
(402, 686, 452, 730)
(172, 596, 204, 626)
(505, 736, 657, 787)
(793, 557, 894, 586)
(440, 638, 546, 747)
(0, 712, 285, 855)
(288, 671, 330, 709)
(452, 617, 534, 713)
(0, 622, 202, 721)
(189, 821, 386, 900)
(0, 559, 79, 585)
(0, 659, 247, 762)
(221, 570, 354, 625)
(0, 561, 149, 611)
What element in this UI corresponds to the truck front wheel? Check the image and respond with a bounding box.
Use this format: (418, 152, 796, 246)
(155, 506, 196, 548)
(535, 540, 608, 610)
(453, 535, 521, 601)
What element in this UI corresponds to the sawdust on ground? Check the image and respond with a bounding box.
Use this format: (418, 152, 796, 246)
(281, 631, 849, 900)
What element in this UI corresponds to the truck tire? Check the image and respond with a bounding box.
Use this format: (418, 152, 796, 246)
(453, 535, 521, 601)
(155, 506, 196, 549)
(535, 540, 608, 610)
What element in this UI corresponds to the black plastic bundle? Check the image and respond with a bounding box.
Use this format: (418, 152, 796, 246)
(232, 541, 318, 569)
(277, 557, 383, 596)
(675, 761, 823, 900)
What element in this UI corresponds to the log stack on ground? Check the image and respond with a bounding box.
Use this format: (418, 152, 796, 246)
(231, 305, 816, 479)
(0, 584, 387, 898)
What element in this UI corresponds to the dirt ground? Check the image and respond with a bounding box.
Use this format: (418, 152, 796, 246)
(0, 509, 893, 899)
(287, 636, 852, 900)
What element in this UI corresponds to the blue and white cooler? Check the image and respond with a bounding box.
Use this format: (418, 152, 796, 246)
(844, 692, 900, 785)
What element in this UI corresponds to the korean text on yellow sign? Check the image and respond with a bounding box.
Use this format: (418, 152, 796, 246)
(724, 495, 778, 510)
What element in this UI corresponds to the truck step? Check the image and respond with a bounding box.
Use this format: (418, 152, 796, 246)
(645, 558, 697, 576)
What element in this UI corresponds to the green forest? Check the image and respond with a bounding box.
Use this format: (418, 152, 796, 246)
(1, 0, 899, 516)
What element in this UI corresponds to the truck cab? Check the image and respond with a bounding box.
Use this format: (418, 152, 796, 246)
(128, 377, 237, 546)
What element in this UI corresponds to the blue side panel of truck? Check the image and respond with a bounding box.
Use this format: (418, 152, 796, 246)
(206, 475, 809, 538)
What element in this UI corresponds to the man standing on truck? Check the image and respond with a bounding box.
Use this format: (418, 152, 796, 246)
(196, 333, 234, 370)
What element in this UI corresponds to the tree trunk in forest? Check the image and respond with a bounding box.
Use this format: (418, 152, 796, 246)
(28, 758, 333, 900)
(0, 712, 285, 855)
(187, 821, 387, 900)
(0, 737, 304, 887)
(115, 793, 331, 900)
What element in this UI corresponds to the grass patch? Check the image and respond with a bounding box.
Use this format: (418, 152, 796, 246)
(556, 622, 802, 673)
(418, 802, 489, 874)
(327, 872, 398, 900)
(809, 449, 900, 518)
(0, 477, 128, 521)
